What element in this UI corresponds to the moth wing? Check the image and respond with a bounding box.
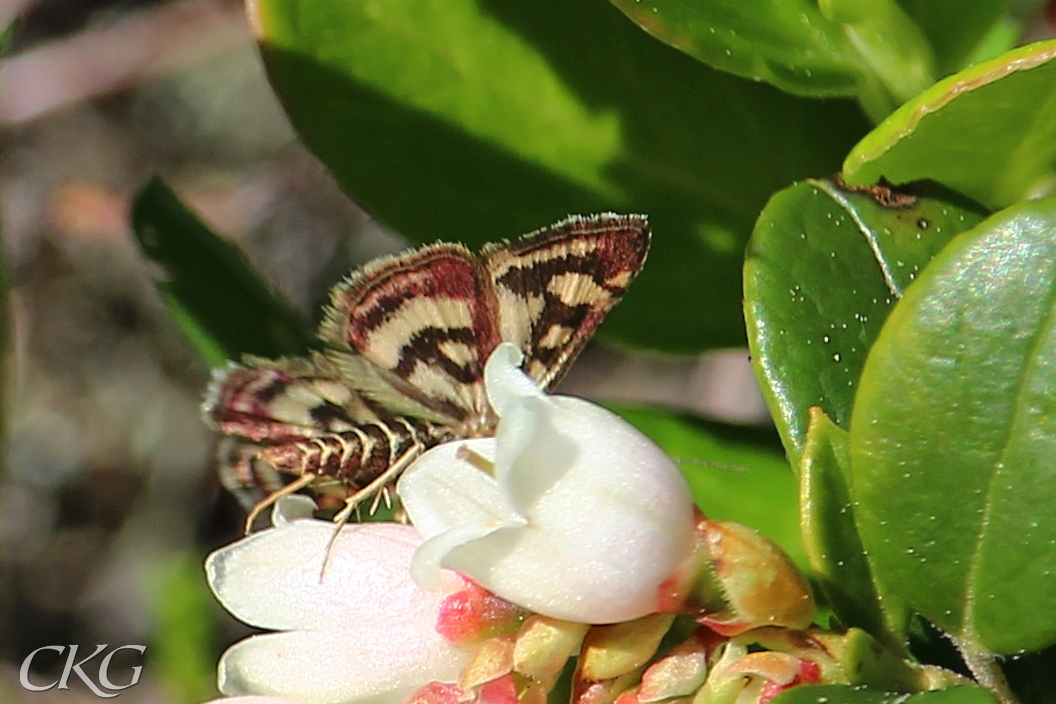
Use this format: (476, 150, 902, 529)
(322, 351, 454, 424)
(318, 244, 499, 422)
(203, 354, 382, 442)
(485, 213, 650, 390)
(214, 436, 284, 510)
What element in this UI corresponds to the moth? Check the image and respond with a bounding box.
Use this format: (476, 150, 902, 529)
(203, 213, 650, 528)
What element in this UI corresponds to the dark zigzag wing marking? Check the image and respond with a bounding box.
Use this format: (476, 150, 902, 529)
(318, 244, 499, 423)
(484, 213, 650, 391)
(205, 356, 388, 509)
(203, 355, 385, 443)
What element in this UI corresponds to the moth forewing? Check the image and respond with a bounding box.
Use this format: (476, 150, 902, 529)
(485, 213, 650, 390)
(318, 243, 498, 421)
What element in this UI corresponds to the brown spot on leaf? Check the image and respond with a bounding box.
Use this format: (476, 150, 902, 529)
(832, 174, 919, 209)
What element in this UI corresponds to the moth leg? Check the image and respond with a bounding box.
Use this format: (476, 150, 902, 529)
(368, 484, 395, 514)
(243, 472, 317, 534)
(335, 442, 425, 525)
(319, 443, 425, 580)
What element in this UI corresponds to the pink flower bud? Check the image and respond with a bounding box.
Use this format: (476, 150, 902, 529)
(436, 579, 527, 646)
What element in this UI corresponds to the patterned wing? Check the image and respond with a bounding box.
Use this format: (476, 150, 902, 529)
(484, 213, 650, 390)
(318, 244, 500, 423)
(203, 354, 383, 441)
(203, 354, 386, 508)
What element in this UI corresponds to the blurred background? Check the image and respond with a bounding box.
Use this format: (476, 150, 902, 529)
(0, 0, 779, 701)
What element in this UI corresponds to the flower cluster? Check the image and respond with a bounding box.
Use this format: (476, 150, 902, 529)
(201, 345, 947, 704)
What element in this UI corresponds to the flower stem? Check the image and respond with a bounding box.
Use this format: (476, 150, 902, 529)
(955, 638, 1018, 704)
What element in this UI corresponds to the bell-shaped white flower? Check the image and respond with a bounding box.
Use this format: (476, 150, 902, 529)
(205, 497, 470, 704)
(398, 343, 695, 624)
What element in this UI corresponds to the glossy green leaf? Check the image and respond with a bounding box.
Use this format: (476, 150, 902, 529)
(607, 0, 934, 117)
(800, 408, 903, 650)
(844, 39, 1056, 210)
(897, 0, 1012, 75)
(852, 197, 1056, 655)
(744, 178, 987, 464)
(131, 178, 312, 366)
(611, 404, 803, 568)
(773, 685, 997, 704)
(251, 0, 869, 353)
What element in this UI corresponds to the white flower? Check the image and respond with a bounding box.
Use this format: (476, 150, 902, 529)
(205, 497, 470, 704)
(397, 343, 696, 624)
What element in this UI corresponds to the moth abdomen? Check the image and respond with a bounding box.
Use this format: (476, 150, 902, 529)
(257, 418, 446, 487)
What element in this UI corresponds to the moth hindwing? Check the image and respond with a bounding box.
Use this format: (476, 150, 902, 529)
(203, 213, 650, 517)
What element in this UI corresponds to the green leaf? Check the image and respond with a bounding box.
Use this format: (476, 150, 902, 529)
(744, 178, 987, 464)
(606, 0, 934, 117)
(844, 39, 1056, 210)
(0, 23, 12, 53)
(611, 404, 803, 568)
(151, 557, 219, 703)
(897, 0, 1012, 75)
(800, 408, 903, 650)
(852, 196, 1056, 655)
(772, 685, 997, 704)
(251, 0, 869, 353)
(130, 177, 312, 366)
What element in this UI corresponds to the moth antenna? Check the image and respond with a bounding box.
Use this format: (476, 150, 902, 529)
(244, 473, 317, 534)
(320, 515, 349, 583)
(457, 444, 496, 476)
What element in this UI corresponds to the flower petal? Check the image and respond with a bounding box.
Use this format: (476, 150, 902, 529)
(483, 343, 543, 417)
(206, 506, 460, 632)
(484, 344, 569, 513)
(398, 439, 527, 588)
(411, 519, 514, 589)
(401, 345, 696, 623)
(486, 394, 695, 622)
(218, 630, 467, 704)
(397, 439, 522, 536)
